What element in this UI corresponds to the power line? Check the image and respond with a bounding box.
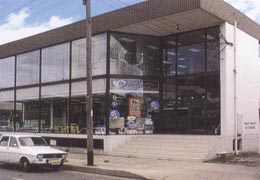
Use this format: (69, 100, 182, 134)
(0, 0, 37, 23)
(0, 0, 75, 26)
(23, 0, 72, 22)
(0, 0, 195, 36)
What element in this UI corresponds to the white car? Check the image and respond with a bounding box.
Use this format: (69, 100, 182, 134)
(0, 134, 68, 172)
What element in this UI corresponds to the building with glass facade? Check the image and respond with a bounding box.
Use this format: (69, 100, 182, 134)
(0, 0, 260, 158)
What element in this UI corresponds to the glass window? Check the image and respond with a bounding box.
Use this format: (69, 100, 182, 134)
(206, 27, 220, 134)
(161, 79, 177, 133)
(72, 34, 107, 79)
(71, 78, 106, 134)
(176, 30, 206, 133)
(110, 33, 160, 76)
(70, 94, 106, 134)
(110, 34, 136, 75)
(206, 74, 220, 134)
(16, 87, 40, 132)
(41, 84, 69, 133)
(0, 90, 14, 132)
(177, 75, 206, 133)
(42, 43, 70, 83)
(17, 50, 40, 86)
(0, 57, 15, 89)
(178, 30, 205, 75)
(163, 79, 176, 110)
(72, 38, 86, 78)
(163, 36, 176, 76)
(92, 33, 107, 76)
(9, 137, 18, 147)
(207, 27, 220, 72)
(19, 137, 47, 146)
(70, 97, 86, 134)
(0, 136, 9, 146)
(109, 78, 159, 134)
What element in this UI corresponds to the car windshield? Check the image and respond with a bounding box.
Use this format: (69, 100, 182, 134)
(18, 137, 48, 146)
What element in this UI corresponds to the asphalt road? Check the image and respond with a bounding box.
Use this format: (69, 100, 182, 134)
(0, 164, 139, 180)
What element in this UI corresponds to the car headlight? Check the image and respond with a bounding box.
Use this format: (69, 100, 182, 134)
(62, 153, 68, 159)
(37, 154, 44, 161)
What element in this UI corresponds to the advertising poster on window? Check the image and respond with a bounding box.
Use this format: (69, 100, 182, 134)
(109, 109, 120, 121)
(129, 98, 141, 117)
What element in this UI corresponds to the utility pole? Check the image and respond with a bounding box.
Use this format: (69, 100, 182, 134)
(83, 0, 94, 166)
(233, 20, 238, 156)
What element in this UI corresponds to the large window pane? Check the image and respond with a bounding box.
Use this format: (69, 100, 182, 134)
(162, 79, 177, 133)
(71, 79, 106, 134)
(41, 84, 69, 133)
(72, 38, 86, 78)
(109, 78, 159, 134)
(178, 30, 205, 75)
(163, 36, 176, 76)
(177, 30, 206, 133)
(110, 33, 160, 76)
(72, 34, 107, 79)
(0, 57, 15, 89)
(0, 90, 14, 132)
(92, 34, 107, 76)
(206, 27, 220, 134)
(16, 87, 40, 132)
(206, 74, 220, 134)
(42, 43, 70, 83)
(17, 50, 40, 86)
(70, 94, 106, 134)
(207, 27, 220, 72)
(177, 75, 206, 133)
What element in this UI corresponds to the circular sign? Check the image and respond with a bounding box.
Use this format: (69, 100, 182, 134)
(150, 101, 160, 110)
(110, 110, 120, 121)
(113, 80, 127, 88)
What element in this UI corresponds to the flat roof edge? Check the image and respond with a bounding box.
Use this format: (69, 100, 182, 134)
(0, 0, 201, 58)
(200, 0, 260, 40)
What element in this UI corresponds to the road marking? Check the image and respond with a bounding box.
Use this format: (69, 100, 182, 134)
(12, 178, 25, 180)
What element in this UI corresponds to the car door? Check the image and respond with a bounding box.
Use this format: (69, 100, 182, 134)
(6, 137, 20, 163)
(0, 136, 10, 162)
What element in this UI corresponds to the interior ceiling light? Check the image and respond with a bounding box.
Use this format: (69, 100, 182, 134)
(167, 51, 176, 56)
(188, 48, 201, 52)
(148, 45, 159, 50)
(207, 34, 216, 40)
(167, 41, 176, 46)
(177, 65, 187, 68)
(163, 60, 172, 64)
(119, 37, 135, 43)
(178, 57, 185, 61)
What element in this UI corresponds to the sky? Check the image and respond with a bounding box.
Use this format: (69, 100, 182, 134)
(0, 0, 259, 45)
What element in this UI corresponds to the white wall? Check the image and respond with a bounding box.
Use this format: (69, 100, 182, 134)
(220, 22, 260, 152)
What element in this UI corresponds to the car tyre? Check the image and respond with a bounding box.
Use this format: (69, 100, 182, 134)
(21, 158, 31, 172)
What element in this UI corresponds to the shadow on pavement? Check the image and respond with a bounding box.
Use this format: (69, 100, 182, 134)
(207, 152, 260, 167)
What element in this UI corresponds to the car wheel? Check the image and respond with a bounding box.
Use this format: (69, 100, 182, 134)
(21, 158, 31, 172)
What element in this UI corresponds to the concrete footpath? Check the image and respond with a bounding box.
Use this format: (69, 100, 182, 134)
(64, 153, 260, 180)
